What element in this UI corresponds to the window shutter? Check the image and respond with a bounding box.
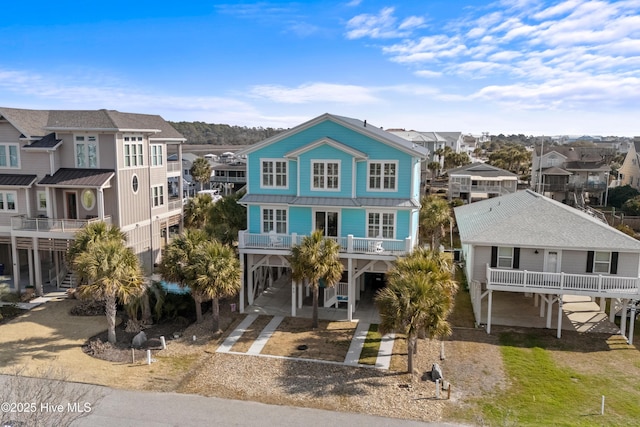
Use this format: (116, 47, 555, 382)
(586, 251, 594, 273)
(490, 246, 497, 268)
(513, 247, 520, 269)
(610, 252, 619, 274)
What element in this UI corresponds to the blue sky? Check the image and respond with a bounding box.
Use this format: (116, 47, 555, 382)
(1, 0, 639, 136)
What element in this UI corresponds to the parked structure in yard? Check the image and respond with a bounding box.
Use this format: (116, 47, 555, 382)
(0, 107, 185, 293)
(447, 163, 518, 202)
(237, 113, 427, 320)
(455, 189, 640, 342)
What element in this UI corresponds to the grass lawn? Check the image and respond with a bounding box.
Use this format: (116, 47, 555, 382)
(358, 324, 381, 365)
(464, 331, 640, 427)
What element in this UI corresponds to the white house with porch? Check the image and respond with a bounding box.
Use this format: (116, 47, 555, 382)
(236, 113, 427, 321)
(455, 189, 640, 343)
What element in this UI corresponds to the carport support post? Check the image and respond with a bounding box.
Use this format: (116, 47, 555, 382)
(546, 295, 553, 329)
(291, 281, 297, 317)
(347, 258, 353, 322)
(620, 299, 628, 339)
(486, 290, 493, 334)
(629, 304, 636, 345)
(556, 296, 563, 339)
(239, 255, 245, 313)
(539, 294, 546, 317)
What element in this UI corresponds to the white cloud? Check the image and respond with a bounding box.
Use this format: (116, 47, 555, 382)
(345, 7, 425, 39)
(414, 70, 443, 78)
(249, 82, 380, 104)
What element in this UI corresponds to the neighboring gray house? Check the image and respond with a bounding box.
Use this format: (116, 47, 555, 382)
(447, 163, 518, 202)
(455, 189, 640, 342)
(0, 107, 186, 293)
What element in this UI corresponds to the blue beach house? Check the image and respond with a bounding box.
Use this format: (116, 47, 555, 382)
(237, 113, 428, 320)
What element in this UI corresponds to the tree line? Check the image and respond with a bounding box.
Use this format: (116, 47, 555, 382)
(169, 121, 285, 145)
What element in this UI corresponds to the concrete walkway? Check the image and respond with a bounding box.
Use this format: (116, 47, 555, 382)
(219, 314, 396, 370)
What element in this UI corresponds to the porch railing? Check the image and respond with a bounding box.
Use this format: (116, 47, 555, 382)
(324, 281, 349, 307)
(486, 265, 640, 298)
(239, 231, 412, 255)
(11, 215, 112, 232)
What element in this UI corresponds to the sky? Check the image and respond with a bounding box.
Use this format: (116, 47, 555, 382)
(1, 0, 639, 136)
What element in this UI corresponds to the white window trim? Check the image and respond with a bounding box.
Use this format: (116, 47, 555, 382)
(152, 185, 165, 207)
(37, 190, 47, 211)
(74, 134, 99, 168)
(123, 134, 144, 168)
(260, 158, 288, 189)
(261, 206, 288, 234)
(311, 159, 340, 192)
(151, 144, 164, 167)
(0, 190, 18, 212)
(0, 143, 21, 169)
(132, 174, 140, 194)
(497, 247, 514, 269)
(366, 210, 396, 239)
(366, 160, 398, 192)
(593, 251, 611, 274)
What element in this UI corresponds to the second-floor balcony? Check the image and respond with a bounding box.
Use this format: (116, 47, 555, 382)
(486, 265, 640, 299)
(450, 181, 514, 196)
(239, 231, 412, 256)
(11, 215, 113, 234)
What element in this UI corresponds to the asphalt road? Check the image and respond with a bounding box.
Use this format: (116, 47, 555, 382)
(1, 374, 465, 427)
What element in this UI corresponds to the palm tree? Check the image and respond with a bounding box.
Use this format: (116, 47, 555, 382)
(73, 239, 144, 344)
(190, 157, 212, 191)
(68, 221, 127, 282)
(205, 191, 247, 246)
(184, 193, 214, 229)
(158, 229, 209, 323)
(289, 230, 343, 329)
(190, 240, 241, 332)
(375, 249, 458, 376)
(419, 195, 452, 250)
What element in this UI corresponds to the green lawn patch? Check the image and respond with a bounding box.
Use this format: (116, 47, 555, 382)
(358, 324, 382, 365)
(476, 332, 640, 426)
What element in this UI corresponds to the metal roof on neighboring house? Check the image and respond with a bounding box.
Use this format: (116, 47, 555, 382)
(448, 163, 517, 178)
(38, 168, 115, 188)
(454, 189, 640, 252)
(238, 194, 420, 208)
(0, 174, 38, 187)
(23, 133, 62, 149)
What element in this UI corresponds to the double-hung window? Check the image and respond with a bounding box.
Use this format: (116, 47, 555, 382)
(124, 136, 144, 167)
(367, 211, 395, 239)
(152, 185, 164, 207)
(0, 191, 17, 211)
(262, 207, 287, 234)
(75, 135, 98, 168)
(261, 160, 287, 188)
(368, 161, 397, 191)
(497, 247, 514, 268)
(312, 160, 339, 190)
(593, 251, 611, 273)
(151, 144, 163, 166)
(0, 144, 19, 168)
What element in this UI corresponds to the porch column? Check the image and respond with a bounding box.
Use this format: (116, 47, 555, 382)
(609, 298, 618, 322)
(27, 247, 34, 288)
(54, 251, 60, 290)
(556, 296, 563, 339)
(11, 236, 19, 293)
(620, 299, 628, 339)
(347, 258, 353, 322)
(291, 281, 297, 317)
(247, 255, 254, 305)
(239, 254, 245, 313)
(546, 295, 554, 329)
(297, 281, 302, 309)
(46, 187, 53, 219)
(539, 294, 546, 317)
(97, 188, 105, 219)
(33, 238, 42, 296)
(629, 303, 637, 345)
(486, 290, 493, 334)
(599, 297, 606, 312)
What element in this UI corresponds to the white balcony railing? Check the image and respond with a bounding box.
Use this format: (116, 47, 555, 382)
(486, 265, 640, 299)
(166, 161, 182, 173)
(239, 231, 412, 255)
(11, 215, 112, 233)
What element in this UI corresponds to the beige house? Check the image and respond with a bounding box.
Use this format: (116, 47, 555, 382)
(618, 138, 640, 190)
(0, 107, 185, 294)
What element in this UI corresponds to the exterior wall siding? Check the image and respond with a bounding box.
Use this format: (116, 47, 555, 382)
(297, 145, 353, 197)
(0, 122, 22, 141)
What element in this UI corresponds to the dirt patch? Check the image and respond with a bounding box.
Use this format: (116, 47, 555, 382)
(261, 317, 356, 362)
